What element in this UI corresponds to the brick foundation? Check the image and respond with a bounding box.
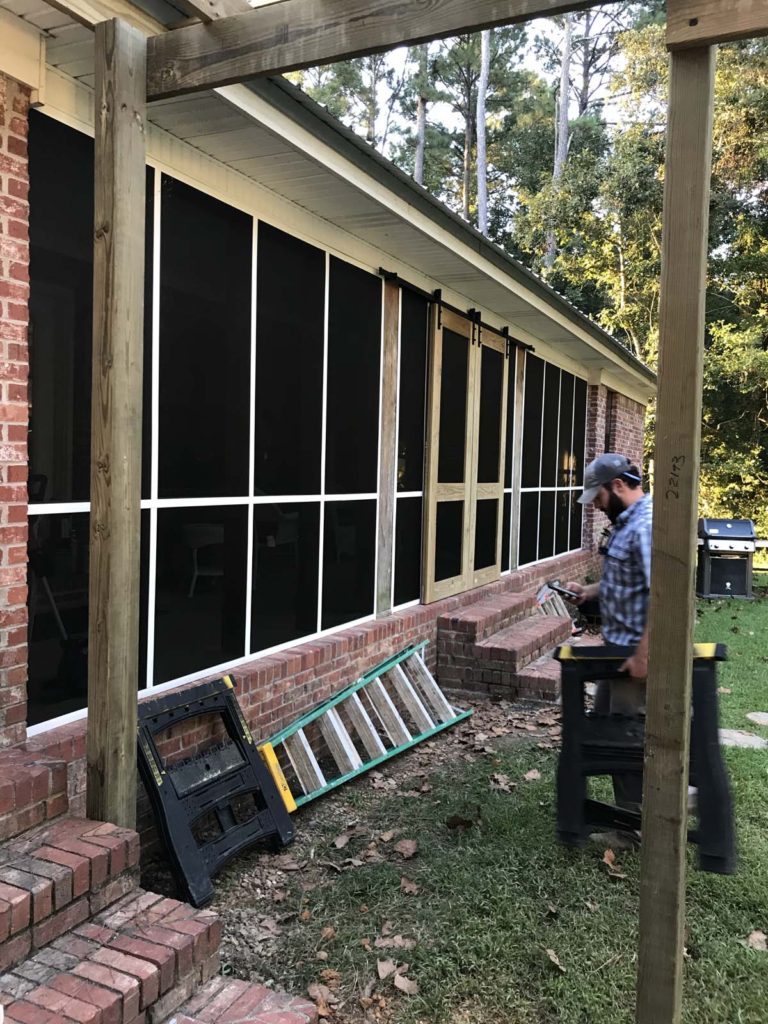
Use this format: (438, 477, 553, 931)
(0, 73, 31, 749)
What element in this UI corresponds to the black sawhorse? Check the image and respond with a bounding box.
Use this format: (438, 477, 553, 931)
(555, 643, 736, 874)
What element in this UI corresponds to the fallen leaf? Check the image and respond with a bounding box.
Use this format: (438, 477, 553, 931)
(307, 983, 335, 1017)
(602, 849, 627, 880)
(315, 950, 329, 961)
(271, 889, 288, 903)
(320, 926, 336, 942)
(381, 920, 395, 936)
(490, 772, 516, 793)
(545, 948, 566, 973)
(380, 830, 395, 842)
(400, 876, 420, 896)
(746, 930, 767, 951)
(718, 687, 732, 695)
(377, 959, 397, 980)
(257, 916, 281, 936)
(333, 832, 352, 849)
(585, 899, 599, 913)
(375, 934, 416, 950)
(524, 769, 542, 782)
(342, 857, 365, 869)
(359, 937, 372, 951)
(420, 781, 433, 793)
(300, 909, 312, 922)
(393, 974, 420, 995)
(273, 855, 302, 871)
(320, 969, 342, 988)
(394, 839, 418, 860)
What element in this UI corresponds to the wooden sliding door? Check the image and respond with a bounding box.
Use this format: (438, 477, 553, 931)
(423, 308, 508, 603)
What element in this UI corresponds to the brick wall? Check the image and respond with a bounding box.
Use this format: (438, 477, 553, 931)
(582, 382, 608, 553)
(606, 391, 645, 471)
(0, 73, 31, 748)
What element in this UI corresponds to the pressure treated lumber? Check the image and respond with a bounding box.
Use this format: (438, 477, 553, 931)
(146, 0, 621, 101)
(376, 280, 399, 616)
(667, 0, 768, 48)
(635, 45, 716, 1024)
(87, 19, 147, 829)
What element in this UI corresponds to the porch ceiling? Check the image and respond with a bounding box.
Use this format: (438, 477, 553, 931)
(3, 0, 654, 399)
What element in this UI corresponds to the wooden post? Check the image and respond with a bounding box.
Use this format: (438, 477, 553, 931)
(635, 45, 715, 1024)
(508, 345, 526, 569)
(87, 18, 147, 829)
(376, 280, 400, 616)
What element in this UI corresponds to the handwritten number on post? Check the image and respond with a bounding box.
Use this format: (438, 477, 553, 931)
(666, 455, 686, 500)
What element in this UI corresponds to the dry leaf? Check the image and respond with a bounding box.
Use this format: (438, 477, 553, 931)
(375, 934, 416, 950)
(320, 969, 342, 988)
(718, 687, 732, 695)
(307, 983, 334, 1017)
(393, 974, 420, 995)
(333, 832, 352, 849)
(400, 876, 420, 896)
(602, 849, 627, 880)
(273, 855, 302, 871)
(320, 925, 336, 942)
(746, 930, 767, 951)
(359, 937, 372, 950)
(315, 950, 329, 961)
(300, 909, 312, 922)
(490, 772, 516, 793)
(420, 782, 433, 793)
(524, 769, 541, 782)
(381, 920, 395, 936)
(272, 888, 288, 903)
(545, 948, 566, 973)
(380, 831, 395, 842)
(394, 839, 418, 859)
(585, 899, 598, 913)
(377, 959, 397, 980)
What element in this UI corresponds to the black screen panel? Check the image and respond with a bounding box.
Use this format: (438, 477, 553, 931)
(397, 291, 428, 493)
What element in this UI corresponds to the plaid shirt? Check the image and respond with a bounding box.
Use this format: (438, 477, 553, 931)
(599, 494, 653, 646)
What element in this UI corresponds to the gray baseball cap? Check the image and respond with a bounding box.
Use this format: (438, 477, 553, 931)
(578, 453, 637, 504)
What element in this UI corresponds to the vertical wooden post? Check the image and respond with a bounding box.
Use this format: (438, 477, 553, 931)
(376, 280, 400, 616)
(508, 345, 525, 569)
(87, 18, 147, 829)
(635, 46, 715, 1024)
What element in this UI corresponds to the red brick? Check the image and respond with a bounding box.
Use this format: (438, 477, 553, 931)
(0, 929, 31, 971)
(44, 839, 108, 889)
(124, 924, 194, 978)
(48, 975, 121, 1024)
(105, 934, 174, 994)
(33, 848, 89, 898)
(5, 999, 68, 1024)
(24, 986, 100, 1024)
(33, 896, 90, 948)
(71, 963, 140, 1023)
(88, 949, 159, 1010)
(0, 867, 52, 923)
(0, 881, 30, 933)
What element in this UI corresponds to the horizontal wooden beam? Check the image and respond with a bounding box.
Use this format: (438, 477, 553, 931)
(147, 0, 616, 101)
(667, 0, 768, 48)
(44, 0, 166, 35)
(171, 0, 253, 25)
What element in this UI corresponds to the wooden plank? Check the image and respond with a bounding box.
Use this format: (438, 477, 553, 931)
(284, 730, 327, 794)
(146, 0, 620, 101)
(508, 346, 526, 570)
(44, 0, 165, 34)
(406, 653, 456, 724)
(367, 679, 411, 746)
(376, 280, 399, 616)
(319, 707, 363, 773)
(171, 0, 252, 24)
(667, 0, 768, 49)
(345, 692, 387, 759)
(86, 19, 147, 830)
(421, 304, 441, 603)
(635, 45, 716, 1024)
(384, 665, 434, 733)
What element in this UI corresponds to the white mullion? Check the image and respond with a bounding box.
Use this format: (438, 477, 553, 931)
(244, 218, 258, 656)
(535, 360, 545, 561)
(145, 169, 162, 689)
(29, 503, 90, 516)
(317, 251, 330, 632)
(154, 496, 251, 508)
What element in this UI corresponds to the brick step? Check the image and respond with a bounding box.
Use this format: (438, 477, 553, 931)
(476, 614, 573, 673)
(172, 975, 317, 1024)
(437, 589, 537, 645)
(0, 750, 69, 843)
(0, 889, 221, 1024)
(0, 819, 141, 973)
(516, 651, 563, 702)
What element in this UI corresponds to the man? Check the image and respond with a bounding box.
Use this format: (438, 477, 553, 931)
(565, 452, 652, 812)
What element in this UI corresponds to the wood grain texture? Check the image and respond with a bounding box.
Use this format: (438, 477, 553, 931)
(87, 19, 147, 830)
(635, 46, 715, 1024)
(146, 0, 618, 100)
(667, 0, 768, 48)
(44, 0, 165, 34)
(508, 345, 526, 570)
(171, 0, 253, 24)
(376, 281, 399, 616)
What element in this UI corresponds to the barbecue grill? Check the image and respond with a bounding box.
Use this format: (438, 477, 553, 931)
(696, 518, 755, 599)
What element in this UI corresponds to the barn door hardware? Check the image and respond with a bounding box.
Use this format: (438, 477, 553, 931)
(259, 643, 471, 808)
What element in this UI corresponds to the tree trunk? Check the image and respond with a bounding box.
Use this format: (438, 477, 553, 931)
(414, 43, 429, 185)
(545, 13, 572, 268)
(462, 88, 474, 222)
(476, 29, 491, 235)
(578, 11, 592, 117)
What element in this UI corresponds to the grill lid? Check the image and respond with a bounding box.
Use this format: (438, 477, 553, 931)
(698, 518, 756, 540)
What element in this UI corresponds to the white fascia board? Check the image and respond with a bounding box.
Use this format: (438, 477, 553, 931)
(0, 9, 46, 102)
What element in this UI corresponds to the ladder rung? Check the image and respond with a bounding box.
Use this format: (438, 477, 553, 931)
(367, 678, 411, 746)
(319, 706, 363, 773)
(283, 729, 326, 795)
(407, 652, 457, 723)
(385, 664, 434, 733)
(345, 692, 387, 759)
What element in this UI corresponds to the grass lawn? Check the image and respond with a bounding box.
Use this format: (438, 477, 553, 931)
(208, 575, 768, 1024)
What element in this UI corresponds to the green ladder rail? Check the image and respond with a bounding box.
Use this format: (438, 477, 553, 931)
(259, 643, 472, 808)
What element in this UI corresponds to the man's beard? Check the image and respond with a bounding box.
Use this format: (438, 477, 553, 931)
(605, 490, 626, 524)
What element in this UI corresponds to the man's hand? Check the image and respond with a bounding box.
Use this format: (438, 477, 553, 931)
(563, 581, 599, 606)
(620, 651, 648, 679)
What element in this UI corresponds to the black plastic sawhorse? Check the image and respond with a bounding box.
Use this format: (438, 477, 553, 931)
(555, 643, 736, 874)
(138, 675, 296, 906)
